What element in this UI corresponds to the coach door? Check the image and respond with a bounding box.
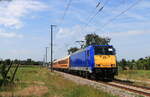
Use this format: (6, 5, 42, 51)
(86, 50, 90, 67)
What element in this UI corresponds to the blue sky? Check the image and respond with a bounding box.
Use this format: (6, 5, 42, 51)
(0, 0, 150, 61)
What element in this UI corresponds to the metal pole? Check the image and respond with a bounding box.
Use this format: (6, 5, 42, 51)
(43, 55, 45, 67)
(51, 25, 52, 72)
(50, 25, 56, 72)
(45, 47, 48, 67)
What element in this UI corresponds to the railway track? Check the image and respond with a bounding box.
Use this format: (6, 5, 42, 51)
(113, 79, 150, 90)
(55, 71, 150, 97)
(94, 79, 150, 97)
(105, 81, 150, 97)
(98, 79, 150, 97)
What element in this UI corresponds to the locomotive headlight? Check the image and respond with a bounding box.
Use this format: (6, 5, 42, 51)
(111, 64, 115, 67)
(108, 48, 113, 51)
(96, 64, 101, 67)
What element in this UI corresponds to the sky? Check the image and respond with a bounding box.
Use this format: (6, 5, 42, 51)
(0, 0, 150, 61)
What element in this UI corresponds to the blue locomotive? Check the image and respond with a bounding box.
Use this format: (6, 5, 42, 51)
(53, 45, 117, 80)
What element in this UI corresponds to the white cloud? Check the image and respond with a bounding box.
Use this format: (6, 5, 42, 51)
(125, 12, 145, 20)
(0, 0, 48, 29)
(56, 25, 97, 39)
(7, 49, 41, 60)
(9, 49, 30, 55)
(53, 25, 100, 59)
(0, 17, 22, 29)
(110, 30, 150, 37)
(136, 0, 150, 9)
(0, 30, 23, 38)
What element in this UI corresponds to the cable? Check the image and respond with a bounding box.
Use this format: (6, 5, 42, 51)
(56, 0, 73, 49)
(86, 0, 110, 27)
(59, 0, 73, 27)
(81, 0, 110, 35)
(85, 1, 101, 25)
(94, 0, 143, 33)
(86, 6, 103, 27)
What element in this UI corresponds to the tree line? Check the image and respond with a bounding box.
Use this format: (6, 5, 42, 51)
(68, 33, 110, 54)
(0, 58, 42, 66)
(0, 58, 43, 86)
(118, 57, 150, 70)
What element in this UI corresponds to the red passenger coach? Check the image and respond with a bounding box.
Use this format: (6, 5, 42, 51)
(53, 56, 70, 71)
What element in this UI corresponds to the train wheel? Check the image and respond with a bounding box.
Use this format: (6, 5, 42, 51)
(89, 73, 97, 80)
(85, 71, 89, 78)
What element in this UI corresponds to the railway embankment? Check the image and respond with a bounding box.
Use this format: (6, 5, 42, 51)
(116, 70, 150, 88)
(56, 71, 150, 97)
(0, 66, 117, 97)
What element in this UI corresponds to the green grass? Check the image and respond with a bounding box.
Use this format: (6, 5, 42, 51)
(0, 66, 117, 97)
(116, 70, 150, 80)
(116, 70, 150, 87)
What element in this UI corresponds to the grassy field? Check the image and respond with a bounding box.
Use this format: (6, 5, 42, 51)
(0, 65, 117, 97)
(116, 70, 150, 87)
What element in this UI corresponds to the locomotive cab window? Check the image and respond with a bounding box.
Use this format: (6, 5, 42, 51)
(94, 46, 104, 55)
(94, 46, 115, 55)
(104, 47, 115, 55)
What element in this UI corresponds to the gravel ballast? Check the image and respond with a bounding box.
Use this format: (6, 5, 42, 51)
(55, 71, 147, 97)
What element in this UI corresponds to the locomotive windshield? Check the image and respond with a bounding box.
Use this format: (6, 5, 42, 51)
(94, 46, 115, 55)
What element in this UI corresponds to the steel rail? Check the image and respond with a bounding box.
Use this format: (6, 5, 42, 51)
(105, 82, 150, 97)
(55, 70, 150, 97)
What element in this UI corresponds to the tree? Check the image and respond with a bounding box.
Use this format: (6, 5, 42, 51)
(4, 59, 11, 65)
(13, 59, 19, 64)
(146, 57, 150, 70)
(68, 33, 111, 52)
(120, 59, 128, 70)
(68, 47, 79, 55)
(67, 33, 111, 54)
(85, 33, 111, 47)
(26, 58, 32, 65)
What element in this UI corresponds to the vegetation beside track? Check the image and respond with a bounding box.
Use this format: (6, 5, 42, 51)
(116, 70, 150, 87)
(118, 57, 150, 70)
(0, 65, 117, 97)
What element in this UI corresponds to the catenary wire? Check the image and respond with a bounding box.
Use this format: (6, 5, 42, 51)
(80, 0, 110, 36)
(59, 0, 73, 27)
(93, 0, 143, 33)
